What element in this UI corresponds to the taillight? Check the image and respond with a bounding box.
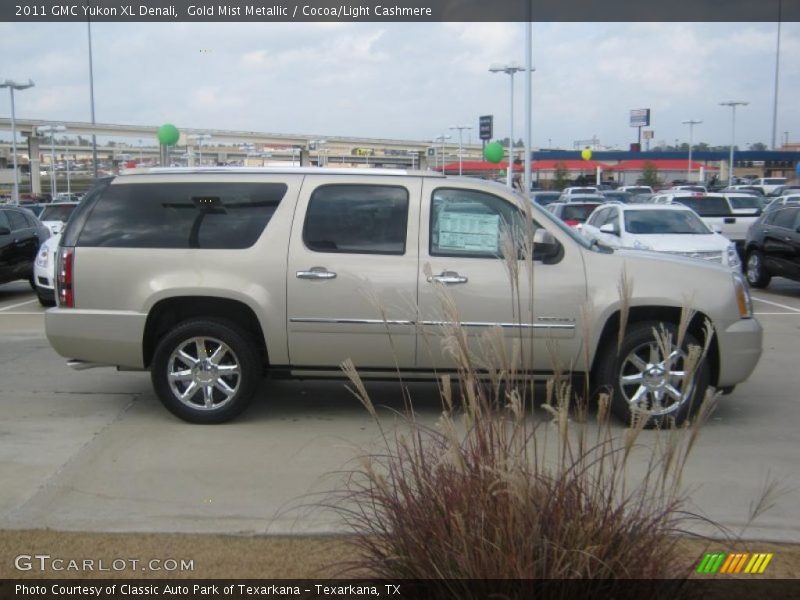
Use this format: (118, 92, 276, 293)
(57, 247, 75, 308)
(564, 219, 580, 227)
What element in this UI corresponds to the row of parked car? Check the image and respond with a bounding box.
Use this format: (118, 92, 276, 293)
(535, 185, 800, 289)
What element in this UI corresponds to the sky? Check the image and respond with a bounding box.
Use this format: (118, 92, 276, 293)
(1, 21, 798, 149)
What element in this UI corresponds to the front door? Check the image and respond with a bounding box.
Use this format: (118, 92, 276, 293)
(416, 181, 588, 375)
(286, 176, 421, 371)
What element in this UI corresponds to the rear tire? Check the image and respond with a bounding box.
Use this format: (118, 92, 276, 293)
(151, 319, 261, 424)
(745, 250, 771, 288)
(37, 291, 55, 307)
(595, 321, 710, 428)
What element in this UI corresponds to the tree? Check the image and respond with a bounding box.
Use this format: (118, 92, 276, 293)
(553, 161, 569, 191)
(749, 142, 767, 151)
(641, 161, 660, 187)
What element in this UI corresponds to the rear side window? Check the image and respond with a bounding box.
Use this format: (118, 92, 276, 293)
(40, 204, 78, 223)
(773, 208, 799, 230)
(303, 185, 409, 255)
(78, 182, 287, 249)
(7, 210, 28, 231)
(673, 197, 731, 216)
(0, 210, 10, 231)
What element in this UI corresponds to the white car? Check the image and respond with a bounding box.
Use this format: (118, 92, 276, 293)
(618, 185, 654, 195)
(558, 186, 599, 202)
(38, 202, 78, 236)
(34, 232, 60, 306)
(582, 203, 741, 269)
(751, 177, 788, 195)
(670, 184, 708, 193)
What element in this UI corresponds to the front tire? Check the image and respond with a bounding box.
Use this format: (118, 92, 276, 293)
(745, 250, 771, 288)
(151, 319, 261, 423)
(596, 321, 710, 428)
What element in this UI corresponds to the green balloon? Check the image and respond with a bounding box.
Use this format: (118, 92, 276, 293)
(157, 123, 180, 146)
(484, 141, 505, 163)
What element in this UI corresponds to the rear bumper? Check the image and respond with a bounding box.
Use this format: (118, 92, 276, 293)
(45, 308, 147, 369)
(716, 317, 763, 387)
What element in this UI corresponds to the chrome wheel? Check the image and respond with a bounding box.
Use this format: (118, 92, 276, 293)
(167, 336, 241, 411)
(618, 342, 692, 417)
(746, 253, 761, 284)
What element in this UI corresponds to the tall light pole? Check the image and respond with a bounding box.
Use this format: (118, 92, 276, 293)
(434, 134, 450, 173)
(36, 125, 67, 197)
(720, 101, 748, 186)
(771, 0, 782, 149)
(1, 79, 35, 204)
(681, 119, 702, 181)
(489, 63, 533, 188)
(449, 125, 471, 176)
(87, 19, 98, 179)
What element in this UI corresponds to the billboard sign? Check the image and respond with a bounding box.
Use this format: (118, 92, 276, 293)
(643, 130, 654, 140)
(630, 109, 650, 127)
(479, 115, 493, 140)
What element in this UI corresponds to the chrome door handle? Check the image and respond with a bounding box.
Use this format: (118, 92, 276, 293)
(427, 271, 468, 285)
(296, 267, 337, 280)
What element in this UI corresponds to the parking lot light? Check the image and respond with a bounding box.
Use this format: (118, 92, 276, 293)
(682, 119, 702, 182)
(490, 63, 534, 188)
(0, 79, 35, 203)
(36, 124, 67, 197)
(448, 125, 471, 176)
(719, 101, 748, 186)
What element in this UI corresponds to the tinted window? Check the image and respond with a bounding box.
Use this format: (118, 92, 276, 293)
(0, 210, 10, 231)
(587, 207, 609, 226)
(773, 208, 799, 230)
(430, 188, 524, 258)
(40, 204, 77, 222)
(7, 210, 29, 231)
(303, 185, 408, 255)
(78, 182, 287, 249)
(561, 204, 600, 222)
(728, 196, 761, 210)
(672, 197, 731, 216)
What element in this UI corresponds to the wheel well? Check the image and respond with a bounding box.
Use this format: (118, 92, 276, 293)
(591, 306, 720, 387)
(143, 297, 268, 369)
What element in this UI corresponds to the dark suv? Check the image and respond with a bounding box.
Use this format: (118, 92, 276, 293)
(0, 206, 50, 287)
(744, 205, 800, 288)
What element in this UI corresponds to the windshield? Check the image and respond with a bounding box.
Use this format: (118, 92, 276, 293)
(672, 196, 731, 216)
(624, 210, 710, 234)
(561, 204, 600, 221)
(570, 188, 597, 194)
(40, 204, 77, 222)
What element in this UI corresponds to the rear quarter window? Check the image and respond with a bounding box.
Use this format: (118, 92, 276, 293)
(77, 182, 287, 249)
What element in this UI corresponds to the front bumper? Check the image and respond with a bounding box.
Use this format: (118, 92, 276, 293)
(716, 317, 763, 387)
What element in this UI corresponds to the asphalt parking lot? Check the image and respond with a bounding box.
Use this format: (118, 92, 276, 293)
(0, 279, 799, 541)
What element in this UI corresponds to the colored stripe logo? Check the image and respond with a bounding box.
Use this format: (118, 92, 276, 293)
(697, 552, 773, 574)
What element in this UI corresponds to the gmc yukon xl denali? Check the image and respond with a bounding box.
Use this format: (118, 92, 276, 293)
(45, 168, 762, 425)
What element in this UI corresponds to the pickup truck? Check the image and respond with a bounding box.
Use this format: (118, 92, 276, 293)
(44, 168, 762, 426)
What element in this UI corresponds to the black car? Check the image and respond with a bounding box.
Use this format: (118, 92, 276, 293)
(530, 191, 561, 206)
(744, 205, 800, 288)
(0, 206, 50, 287)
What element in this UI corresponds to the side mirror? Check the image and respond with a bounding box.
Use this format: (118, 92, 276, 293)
(533, 229, 560, 262)
(0, 226, 10, 236)
(599, 223, 618, 235)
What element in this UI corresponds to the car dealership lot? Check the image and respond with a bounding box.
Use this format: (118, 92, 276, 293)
(0, 279, 799, 541)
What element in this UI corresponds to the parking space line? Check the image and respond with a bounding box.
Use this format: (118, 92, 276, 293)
(751, 296, 800, 314)
(0, 299, 38, 312)
(754, 312, 800, 315)
(0, 312, 44, 315)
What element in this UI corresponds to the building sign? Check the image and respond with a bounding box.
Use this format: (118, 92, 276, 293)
(643, 130, 654, 140)
(630, 109, 651, 127)
(479, 115, 493, 141)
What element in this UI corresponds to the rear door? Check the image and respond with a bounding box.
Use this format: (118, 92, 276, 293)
(286, 175, 421, 371)
(416, 180, 587, 373)
(0, 210, 15, 283)
(5, 209, 38, 278)
(763, 207, 800, 278)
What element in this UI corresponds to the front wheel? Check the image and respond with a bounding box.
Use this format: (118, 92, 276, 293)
(595, 321, 710, 428)
(151, 319, 261, 423)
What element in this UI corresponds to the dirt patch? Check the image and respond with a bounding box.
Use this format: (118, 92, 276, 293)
(1, 530, 798, 579)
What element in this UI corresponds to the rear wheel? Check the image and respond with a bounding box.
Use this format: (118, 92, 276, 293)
(151, 319, 261, 424)
(745, 250, 771, 288)
(596, 321, 710, 428)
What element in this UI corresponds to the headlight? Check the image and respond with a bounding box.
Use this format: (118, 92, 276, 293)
(632, 239, 652, 250)
(732, 272, 753, 319)
(726, 243, 741, 269)
(35, 245, 49, 269)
